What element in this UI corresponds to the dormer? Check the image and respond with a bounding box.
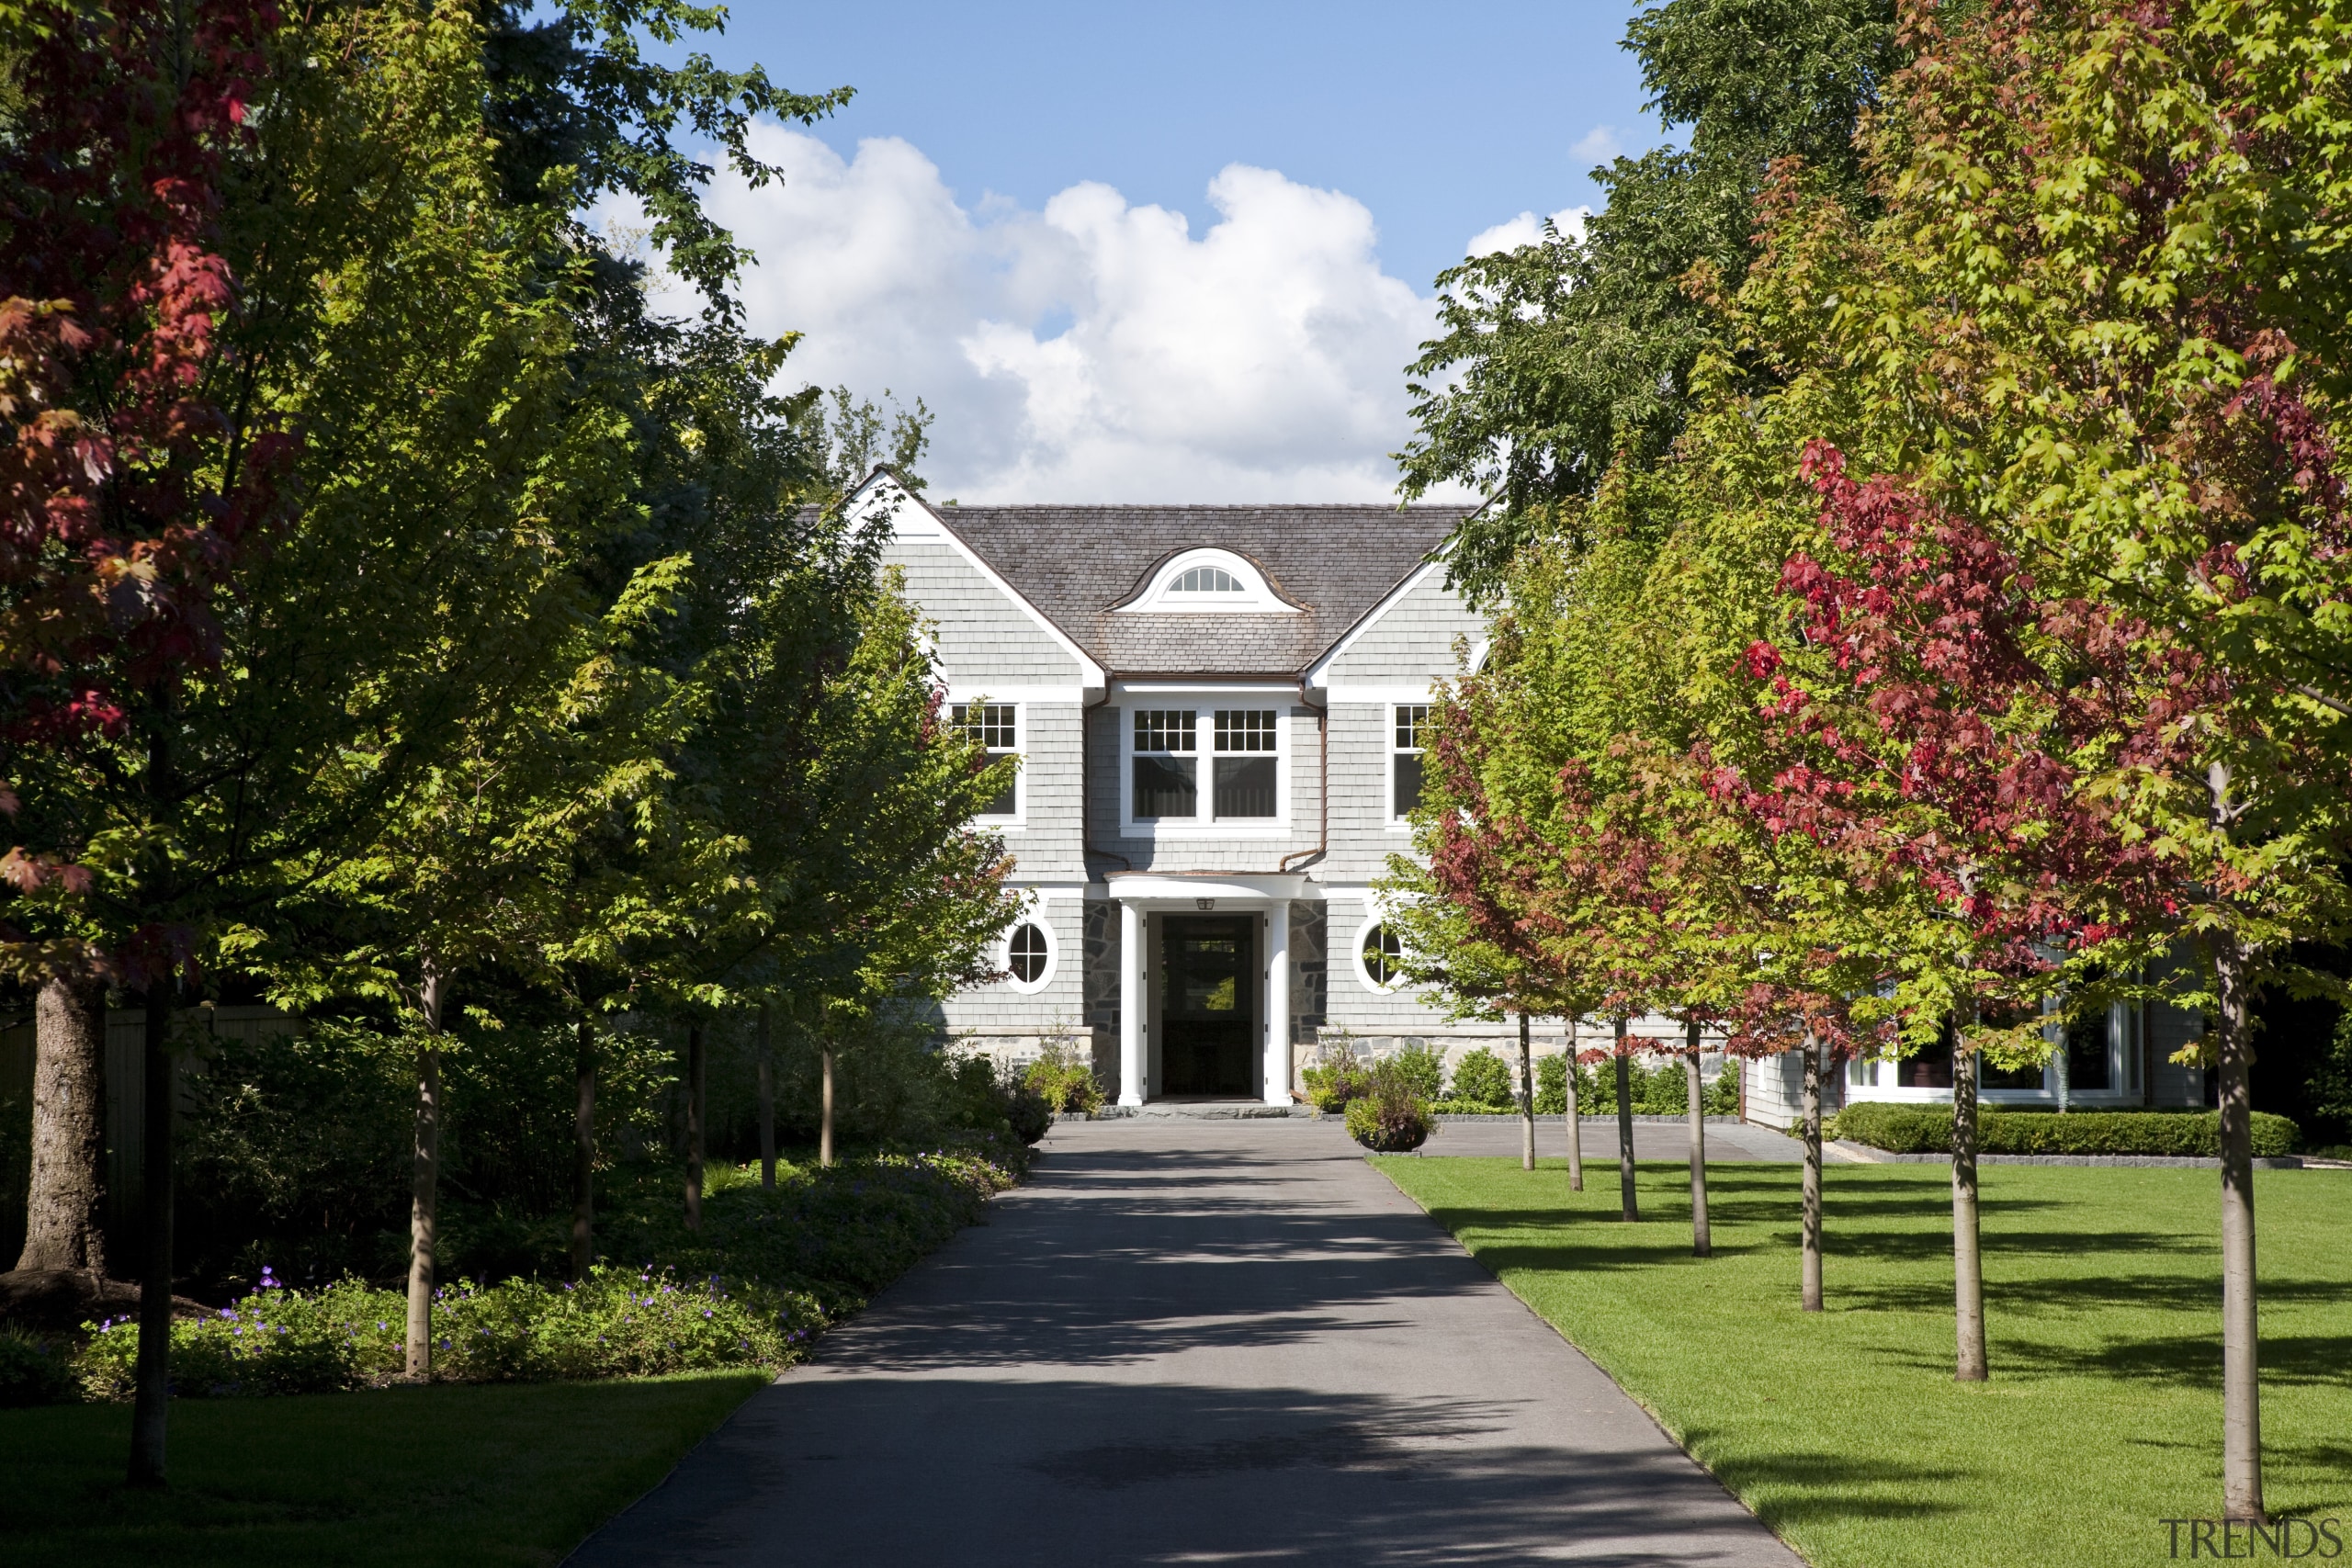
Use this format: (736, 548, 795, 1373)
(1114, 548, 1300, 615)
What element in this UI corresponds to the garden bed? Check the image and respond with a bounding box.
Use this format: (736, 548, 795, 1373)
(5, 1142, 1023, 1406)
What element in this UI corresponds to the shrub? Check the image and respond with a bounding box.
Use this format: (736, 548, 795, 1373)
(1831, 1102, 2301, 1157)
(0, 1327, 78, 1407)
(1535, 1054, 1568, 1114)
(1346, 1056, 1435, 1153)
(1446, 1048, 1515, 1111)
(1023, 1036, 1104, 1115)
(1001, 1077, 1052, 1144)
(1386, 1042, 1445, 1102)
(1300, 1059, 1369, 1112)
(1532, 1054, 1736, 1116)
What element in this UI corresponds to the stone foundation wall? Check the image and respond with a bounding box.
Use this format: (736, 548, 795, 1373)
(945, 1025, 1114, 1084)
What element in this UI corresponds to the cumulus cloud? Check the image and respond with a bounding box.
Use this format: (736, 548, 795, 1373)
(1463, 205, 1592, 259)
(1571, 125, 1625, 167)
(663, 125, 1463, 502)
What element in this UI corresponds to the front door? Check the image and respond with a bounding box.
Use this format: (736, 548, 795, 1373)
(1159, 915, 1257, 1097)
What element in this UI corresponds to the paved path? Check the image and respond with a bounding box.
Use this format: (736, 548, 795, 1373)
(571, 1121, 1805, 1567)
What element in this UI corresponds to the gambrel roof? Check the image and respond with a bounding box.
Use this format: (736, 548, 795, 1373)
(921, 502, 1468, 676)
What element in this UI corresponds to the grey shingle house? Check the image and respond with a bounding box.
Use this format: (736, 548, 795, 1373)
(865, 471, 2222, 1121)
(863, 471, 1499, 1105)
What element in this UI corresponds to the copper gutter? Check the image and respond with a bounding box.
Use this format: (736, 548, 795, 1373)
(1278, 677, 1328, 874)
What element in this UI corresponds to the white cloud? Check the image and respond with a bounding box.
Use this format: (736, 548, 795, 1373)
(1463, 205, 1592, 259)
(668, 126, 1464, 502)
(1571, 125, 1625, 167)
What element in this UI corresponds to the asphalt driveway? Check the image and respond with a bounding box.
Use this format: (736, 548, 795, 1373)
(569, 1119, 1804, 1567)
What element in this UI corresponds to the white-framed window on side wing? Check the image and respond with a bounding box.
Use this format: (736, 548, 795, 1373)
(1390, 704, 1430, 824)
(1212, 708, 1279, 819)
(952, 702, 1021, 819)
(1132, 708, 1199, 820)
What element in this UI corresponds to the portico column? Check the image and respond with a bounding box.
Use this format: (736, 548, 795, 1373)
(1264, 901, 1292, 1106)
(1118, 900, 1145, 1107)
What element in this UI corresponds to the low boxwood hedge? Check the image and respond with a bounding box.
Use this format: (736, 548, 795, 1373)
(1831, 1101, 2299, 1157)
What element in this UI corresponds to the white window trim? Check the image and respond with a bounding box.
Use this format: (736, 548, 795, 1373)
(1352, 914, 1405, 995)
(1114, 548, 1300, 615)
(950, 698, 1025, 828)
(1846, 1004, 2143, 1105)
(1119, 703, 1292, 838)
(1386, 702, 1430, 831)
(998, 915, 1057, 994)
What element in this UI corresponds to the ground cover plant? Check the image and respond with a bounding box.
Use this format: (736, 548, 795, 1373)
(1375, 1156, 2352, 1568)
(10, 1146, 1018, 1406)
(0, 1371, 767, 1567)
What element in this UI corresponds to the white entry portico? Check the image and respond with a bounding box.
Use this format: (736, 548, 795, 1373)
(1110, 874, 1306, 1107)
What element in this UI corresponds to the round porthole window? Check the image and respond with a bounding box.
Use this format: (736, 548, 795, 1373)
(1006, 922, 1053, 990)
(1358, 922, 1405, 992)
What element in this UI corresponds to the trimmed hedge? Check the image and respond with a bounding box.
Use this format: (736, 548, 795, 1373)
(1832, 1101, 2300, 1157)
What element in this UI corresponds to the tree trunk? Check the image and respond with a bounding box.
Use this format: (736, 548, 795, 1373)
(757, 1002, 776, 1191)
(1517, 1011, 1535, 1172)
(17, 974, 108, 1274)
(403, 964, 445, 1382)
(1564, 1017, 1583, 1192)
(820, 1044, 837, 1168)
(1801, 1032, 1824, 1313)
(1613, 1020, 1638, 1223)
(1952, 1021, 1987, 1382)
(2213, 927, 2265, 1519)
(1685, 1020, 1709, 1258)
(684, 1018, 706, 1231)
(126, 985, 174, 1490)
(570, 1019, 596, 1281)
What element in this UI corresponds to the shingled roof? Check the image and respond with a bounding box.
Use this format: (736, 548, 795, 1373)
(926, 502, 1468, 676)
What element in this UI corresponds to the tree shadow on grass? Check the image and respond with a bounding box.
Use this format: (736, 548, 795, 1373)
(1686, 1433, 1971, 1527)
(1840, 1272, 2344, 1318)
(1988, 1331, 2352, 1392)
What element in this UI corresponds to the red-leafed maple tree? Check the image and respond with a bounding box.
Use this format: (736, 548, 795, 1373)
(0, 0, 290, 1490)
(1731, 441, 2224, 1380)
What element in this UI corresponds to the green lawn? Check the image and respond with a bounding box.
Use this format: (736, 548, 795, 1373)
(0, 1371, 768, 1566)
(1374, 1156, 2352, 1568)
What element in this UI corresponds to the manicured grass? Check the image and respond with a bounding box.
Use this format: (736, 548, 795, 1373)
(0, 1371, 768, 1566)
(1374, 1156, 2352, 1568)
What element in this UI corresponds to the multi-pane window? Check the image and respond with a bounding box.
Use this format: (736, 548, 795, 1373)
(951, 703, 1019, 817)
(1213, 709, 1278, 818)
(1131, 707, 1281, 821)
(1362, 923, 1404, 988)
(1132, 709, 1198, 819)
(1007, 923, 1049, 984)
(1174, 566, 1241, 592)
(1392, 705, 1430, 819)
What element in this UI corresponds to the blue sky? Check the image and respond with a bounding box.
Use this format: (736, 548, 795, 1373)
(714, 2, 1662, 292)
(652, 2, 1664, 502)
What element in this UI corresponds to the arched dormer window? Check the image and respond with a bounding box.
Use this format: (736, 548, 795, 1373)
(1116, 548, 1300, 615)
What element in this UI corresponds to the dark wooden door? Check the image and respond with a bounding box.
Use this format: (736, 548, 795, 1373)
(1159, 916, 1256, 1097)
